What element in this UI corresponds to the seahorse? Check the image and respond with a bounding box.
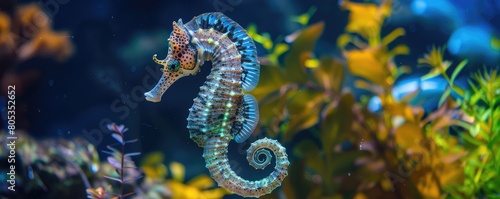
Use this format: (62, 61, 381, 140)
(144, 12, 289, 198)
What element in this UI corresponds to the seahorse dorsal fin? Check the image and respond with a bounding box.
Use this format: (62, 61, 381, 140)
(171, 21, 189, 45)
(233, 94, 259, 143)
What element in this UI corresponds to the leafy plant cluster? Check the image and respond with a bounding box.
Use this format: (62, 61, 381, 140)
(247, 0, 500, 198)
(1, 121, 233, 199)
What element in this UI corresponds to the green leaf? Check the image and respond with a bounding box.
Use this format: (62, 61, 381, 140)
(461, 132, 484, 147)
(255, 91, 287, 136)
(438, 87, 451, 107)
(451, 85, 466, 97)
(470, 90, 484, 105)
(284, 89, 324, 141)
(420, 68, 441, 81)
(320, 93, 354, 154)
(249, 64, 286, 101)
(284, 22, 324, 83)
(293, 140, 324, 175)
(451, 59, 468, 83)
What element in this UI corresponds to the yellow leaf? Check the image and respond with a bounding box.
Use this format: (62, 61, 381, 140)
(284, 22, 324, 83)
(290, 6, 317, 26)
(140, 152, 167, 179)
(274, 43, 289, 56)
(344, 47, 388, 85)
(186, 174, 215, 189)
(197, 188, 231, 199)
(390, 44, 410, 56)
(340, 0, 391, 38)
(415, 173, 442, 198)
(418, 45, 452, 74)
(382, 28, 406, 46)
(169, 161, 185, 182)
(353, 193, 368, 199)
(354, 79, 379, 92)
(304, 58, 319, 68)
(337, 34, 351, 49)
(246, 24, 257, 38)
(312, 57, 344, 94)
(394, 122, 423, 150)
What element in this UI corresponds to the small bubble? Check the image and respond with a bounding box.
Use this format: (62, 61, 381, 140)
(67, 131, 71, 134)
(38, 109, 40, 112)
(48, 79, 54, 86)
(348, 172, 351, 176)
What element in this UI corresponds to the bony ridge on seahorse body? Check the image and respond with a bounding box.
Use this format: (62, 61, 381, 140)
(144, 12, 289, 198)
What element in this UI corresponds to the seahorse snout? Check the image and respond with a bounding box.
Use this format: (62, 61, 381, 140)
(145, 65, 190, 103)
(144, 91, 161, 103)
(144, 73, 168, 103)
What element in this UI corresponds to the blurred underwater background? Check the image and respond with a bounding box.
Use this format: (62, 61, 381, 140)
(0, 0, 499, 198)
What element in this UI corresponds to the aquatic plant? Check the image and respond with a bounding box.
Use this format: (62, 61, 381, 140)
(0, 123, 146, 199)
(141, 152, 231, 199)
(249, 7, 363, 198)
(87, 123, 141, 199)
(417, 46, 500, 198)
(0, 130, 100, 198)
(248, 0, 497, 198)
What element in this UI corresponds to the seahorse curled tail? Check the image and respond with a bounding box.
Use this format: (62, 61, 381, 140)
(204, 137, 289, 197)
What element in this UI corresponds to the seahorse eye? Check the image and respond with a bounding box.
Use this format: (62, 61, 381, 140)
(167, 59, 180, 72)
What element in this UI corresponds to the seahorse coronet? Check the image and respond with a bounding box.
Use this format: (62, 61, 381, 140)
(145, 12, 288, 198)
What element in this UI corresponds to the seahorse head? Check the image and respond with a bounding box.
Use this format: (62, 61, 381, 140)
(145, 19, 201, 102)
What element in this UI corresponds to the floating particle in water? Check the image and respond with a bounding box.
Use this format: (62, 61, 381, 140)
(131, 65, 136, 72)
(348, 172, 351, 176)
(67, 131, 71, 134)
(48, 79, 54, 86)
(38, 109, 40, 112)
(57, 129, 63, 136)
